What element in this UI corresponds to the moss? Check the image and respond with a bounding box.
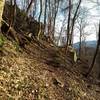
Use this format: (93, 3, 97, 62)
(13, 41, 21, 51)
(0, 34, 5, 47)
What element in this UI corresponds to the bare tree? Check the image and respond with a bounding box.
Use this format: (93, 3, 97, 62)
(47, 0, 51, 36)
(76, 7, 89, 57)
(46, 0, 60, 41)
(38, 0, 42, 22)
(85, 22, 100, 77)
(44, 0, 47, 28)
(57, 17, 66, 46)
(11, 0, 17, 27)
(64, 0, 82, 54)
(37, 0, 43, 40)
(52, 0, 60, 39)
(26, 0, 35, 15)
(33, 0, 37, 19)
(0, 0, 5, 33)
(69, 0, 82, 46)
(65, 0, 72, 54)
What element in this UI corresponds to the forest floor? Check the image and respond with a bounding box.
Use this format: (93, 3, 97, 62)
(0, 37, 100, 100)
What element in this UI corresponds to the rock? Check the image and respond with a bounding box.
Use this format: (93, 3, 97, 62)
(52, 78, 64, 87)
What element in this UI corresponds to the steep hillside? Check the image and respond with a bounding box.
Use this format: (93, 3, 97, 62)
(0, 36, 100, 100)
(73, 40, 100, 79)
(0, 1, 100, 100)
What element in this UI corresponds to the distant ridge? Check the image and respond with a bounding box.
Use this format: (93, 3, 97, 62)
(73, 40, 97, 48)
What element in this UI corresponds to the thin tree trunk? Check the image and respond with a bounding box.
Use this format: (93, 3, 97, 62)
(57, 18, 66, 46)
(12, 0, 17, 27)
(69, 0, 82, 46)
(0, 0, 5, 33)
(47, 0, 52, 39)
(38, 0, 42, 22)
(26, 0, 34, 15)
(53, 0, 59, 36)
(65, 0, 71, 54)
(33, 0, 37, 19)
(44, 0, 47, 33)
(79, 28, 82, 57)
(38, 0, 42, 40)
(85, 22, 100, 77)
(85, 41, 99, 77)
(9, 0, 13, 26)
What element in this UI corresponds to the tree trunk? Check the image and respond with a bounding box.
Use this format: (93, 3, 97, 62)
(52, 0, 59, 39)
(79, 29, 82, 57)
(11, 0, 17, 27)
(0, 0, 5, 32)
(37, 0, 42, 40)
(85, 41, 99, 77)
(44, 0, 47, 28)
(69, 0, 82, 46)
(38, 0, 42, 23)
(47, 0, 52, 40)
(33, 0, 37, 19)
(26, 0, 34, 15)
(65, 0, 71, 54)
(85, 22, 100, 77)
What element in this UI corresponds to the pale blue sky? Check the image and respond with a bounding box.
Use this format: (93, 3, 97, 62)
(73, 0, 100, 43)
(52, 0, 100, 43)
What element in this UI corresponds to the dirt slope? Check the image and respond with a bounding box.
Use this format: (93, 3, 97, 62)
(0, 38, 100, 100)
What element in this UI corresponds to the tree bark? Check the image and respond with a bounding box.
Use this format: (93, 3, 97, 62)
(0, 0, 5, 32)
(11, 0, 17, 27)
(79, 23, 82, 57)
(44, 0, 47, 28)
(26, 0, 34, 15)
(47, 0, 52, 40)
(85, 22, 100, 77)
(65, 0, 71, 54)
(33, 0, 37, 18)
(52, 0, 59, 39)
(38, 0, 42, 22)
(37, 0, 42, 40)
(69, 0, 82, 46)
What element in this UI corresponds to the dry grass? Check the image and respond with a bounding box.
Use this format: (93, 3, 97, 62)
(0, 39, 100, 100)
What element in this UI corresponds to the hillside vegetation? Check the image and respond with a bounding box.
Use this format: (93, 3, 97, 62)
(0, 35, 100, 100)
(0, 1, 100, 100)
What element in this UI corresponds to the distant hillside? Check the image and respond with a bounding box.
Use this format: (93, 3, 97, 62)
(73, 40, 97, 48)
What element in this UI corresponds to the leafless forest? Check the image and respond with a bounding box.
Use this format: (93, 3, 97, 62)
(0, 0, 100, 99)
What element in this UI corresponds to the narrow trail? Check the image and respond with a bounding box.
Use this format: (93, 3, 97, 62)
(24, 40, 100, 99)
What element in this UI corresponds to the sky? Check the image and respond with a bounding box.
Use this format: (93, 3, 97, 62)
(51, 0, 100, 43)
(73, 0, 100, 43)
